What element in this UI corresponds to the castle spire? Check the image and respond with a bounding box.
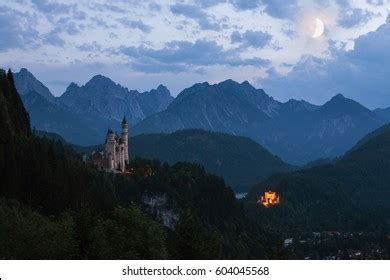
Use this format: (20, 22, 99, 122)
(122, 115, 127, 124)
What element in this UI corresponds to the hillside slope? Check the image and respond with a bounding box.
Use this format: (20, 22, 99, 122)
(246, 123, 390, 232)
(129, 129, 293, 192)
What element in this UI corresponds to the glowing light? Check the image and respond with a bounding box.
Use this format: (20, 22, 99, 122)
(312, 18, 324, 38)
(258, 191, 280, 208)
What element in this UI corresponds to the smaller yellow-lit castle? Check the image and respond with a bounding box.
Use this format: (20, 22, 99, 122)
(258, 191, 280, 208)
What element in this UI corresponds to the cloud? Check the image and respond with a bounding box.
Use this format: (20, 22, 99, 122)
(43, 29, 65, 46)
(170, 3, 223, 30)
(231, 30, 272, 48)
(336, 0, 375, 28)
(262, 0, 299, 19)
(120, 39, 270, 73)
(92, 3, 127, 13)
(338, 8, 374, 28)
(31, 0, 74, 14)
(0, 6, 38, 51)
(118, 18, 152, 33)
(77, 42, 102, 52)
(42, 18, 83, 46)
(230, 0, 262, 10)
(366, 0, 385, 6)
(260, 17, 390, 108)
(148, 3, 161, 12)
(229, 0, 299, 19)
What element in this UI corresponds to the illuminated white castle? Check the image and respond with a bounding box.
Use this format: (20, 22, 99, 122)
(91, 116, 129, 172)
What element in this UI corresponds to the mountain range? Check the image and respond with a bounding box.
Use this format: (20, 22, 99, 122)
(14, 68, 390, 164)
(130, 80, 388, 164)
(13, 69, 174, 145)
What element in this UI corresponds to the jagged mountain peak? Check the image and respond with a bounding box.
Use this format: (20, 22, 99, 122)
(213, 79, 256, 91)
(241, 80, 252, 86)
(54, 73, 174, 128)
(85, 74, 118, 89)
(284, 99, 319, 112)
(333, 93, 346, 99)
(66, 82, 79, 90)
(176, 79, 263, 101)
(322, 93, 370, 114)
(19, 68, 31, 75)
(13, 68, 55, 103)
(326, 93, 352, 104)
(150, 84, 172, 97)
(156, 84, 168, 91)
(217, 79, 238, 86)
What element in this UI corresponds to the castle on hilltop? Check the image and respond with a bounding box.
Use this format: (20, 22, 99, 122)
(91, 116, 129, 172)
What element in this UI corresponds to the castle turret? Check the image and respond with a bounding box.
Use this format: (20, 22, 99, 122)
(105, 128, 116, 170)
(121, 115, 129, 164)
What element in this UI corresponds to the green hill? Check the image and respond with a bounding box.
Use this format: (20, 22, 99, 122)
(128, 130, 293, 192)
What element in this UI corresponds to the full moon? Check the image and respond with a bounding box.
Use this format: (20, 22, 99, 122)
(312, 18, 324, 38)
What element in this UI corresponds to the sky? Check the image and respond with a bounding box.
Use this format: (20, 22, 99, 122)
(1, 0, 390, 109)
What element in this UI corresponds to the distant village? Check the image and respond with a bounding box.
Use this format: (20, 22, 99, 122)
(283, 231, 390, 260)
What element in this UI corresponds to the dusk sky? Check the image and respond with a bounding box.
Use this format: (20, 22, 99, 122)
(1, 0, 390, 108)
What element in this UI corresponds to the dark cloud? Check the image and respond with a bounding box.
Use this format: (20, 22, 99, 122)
(170, 3, 223, 30)
(230, 0, 262, 10)
(367, 0, 384, 6)
(229, 0, 299, 19)
(56, 18, 83, 35)
(91, 17, 116, 29)
(336, 0, 375, 28)
(118, 18, 152, 33)
(148, 3, 161, 11)
(31, 0, 73, 14)
(261, 0, 299, 19)
(90, 3, 127, 13)
(120, 39, 270, 73)
(42, 18, 83, 47)
(43, 29, 65, 46)
(77, 42, 102, 52)
(231, 30, 272, 48)
(196, 0, 227, 8)
(260, 17, 390, 108)
(338, 8, 374, 28)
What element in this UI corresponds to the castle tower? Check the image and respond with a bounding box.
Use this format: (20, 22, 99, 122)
(121, 115, 129, 164)
(105, 129, 116, 170)
(118, 139, 125, 172)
